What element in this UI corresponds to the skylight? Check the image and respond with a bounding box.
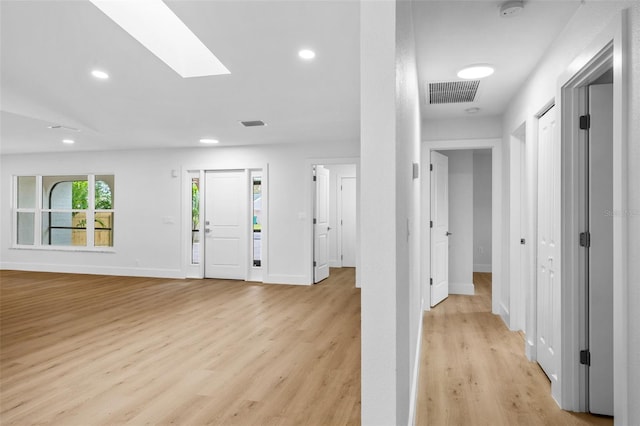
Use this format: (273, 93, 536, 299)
(90, 0, 230, 78)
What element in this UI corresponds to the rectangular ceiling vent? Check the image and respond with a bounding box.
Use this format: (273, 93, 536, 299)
(428, 80, 480, 104)
(240, 120, 266, 127)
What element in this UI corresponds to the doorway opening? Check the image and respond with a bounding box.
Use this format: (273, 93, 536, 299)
(430, 149, 492, 306)
(421, 139, 501, 313)
(311, 162, 358, 284)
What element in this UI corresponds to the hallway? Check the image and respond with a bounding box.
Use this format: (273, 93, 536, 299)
(416, 273, 612, 425)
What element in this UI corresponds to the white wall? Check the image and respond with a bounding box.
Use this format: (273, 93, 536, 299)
(0, 141, 358, 285)
(361, 0, 423, 423)
(501, 2, 639, 421)
(473, 150, 492, 273)
(438, 150, 474, 294)
(627, 5, 640, 422)
(423, 115, 502, 141)
(323, 164, 356, 268)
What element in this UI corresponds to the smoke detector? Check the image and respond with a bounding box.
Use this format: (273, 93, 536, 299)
(500, 1, 523, 17)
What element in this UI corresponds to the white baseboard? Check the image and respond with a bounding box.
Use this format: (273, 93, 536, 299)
(526, 338, 536, 362)
(408, 300, 424, 426)
(499, 302, 510, 327)
(449, 282, 475, 295)
(473, 263, 492, 273)
(0, 262, 183, 279)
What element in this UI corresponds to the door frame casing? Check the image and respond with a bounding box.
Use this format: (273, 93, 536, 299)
(421, 139, 502, 315)
(557, 10, 628, 416)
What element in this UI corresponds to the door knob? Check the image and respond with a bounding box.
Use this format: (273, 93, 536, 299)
(446, 231, 452, 236)
(328, 226, 332, 231)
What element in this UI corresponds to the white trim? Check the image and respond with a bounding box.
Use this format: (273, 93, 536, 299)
(473, 263, 491, 273)
(500, 302, 510, 326)
(0, 262, 183, 279)
(408, 303, 424, 426)
(449, 282, 475, 295)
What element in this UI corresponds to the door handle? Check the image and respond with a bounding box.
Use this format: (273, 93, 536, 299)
(446, 231, 452, 236)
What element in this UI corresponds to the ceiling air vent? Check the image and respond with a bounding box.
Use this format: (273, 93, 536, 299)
(240, 120, 266, 127)
(428, 80, 480, 104)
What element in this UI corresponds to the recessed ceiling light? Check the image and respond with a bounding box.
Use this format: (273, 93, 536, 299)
(91, 69, 109, 79)
(457, 64, 494, 79)
(62, 139, 75, 144)
(199, 138, 219, 144)
(298, 49, 316, 60)
(465, 107, 481, 114)
(90, 0, 230, 78)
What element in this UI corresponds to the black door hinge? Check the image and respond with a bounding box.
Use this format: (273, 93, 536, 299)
(579, 231, 591, 247)
(313, 261, 317, 267)
(313, 218, 317, 224)
(579, 114, 590, 130)
(313, 175, 317, 182)
(430, 278, 433, 286)
(430, 164, 433, 171)
(430, 220, 433, 228)
(580, 349, 591, 366)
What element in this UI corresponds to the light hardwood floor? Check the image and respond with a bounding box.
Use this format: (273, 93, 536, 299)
(416, 272, 613, 426)
(0, 269, 360, 425)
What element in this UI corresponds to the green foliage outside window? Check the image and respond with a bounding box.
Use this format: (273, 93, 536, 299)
(71, 181, 112, 209)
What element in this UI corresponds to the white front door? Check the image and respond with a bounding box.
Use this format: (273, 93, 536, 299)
(204, 170, 247, 280)
(536, 105, 560, 382)
(431, 151, 449, 307)
(588, 83, 614, 416)
(340, 177, 356, 267)
(314, 165, 330, 283)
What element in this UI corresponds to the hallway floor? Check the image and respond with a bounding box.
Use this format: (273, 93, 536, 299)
(416, 272, 613, 426)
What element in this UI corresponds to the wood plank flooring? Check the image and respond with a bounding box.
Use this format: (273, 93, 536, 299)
(0, 269, 360, 425)
(416, 272, 613, 426)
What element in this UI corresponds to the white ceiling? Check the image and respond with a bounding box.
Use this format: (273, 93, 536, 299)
(0, 0, 360, 154)
(0, 1, 581, 154)
(413, 0, 581, 120)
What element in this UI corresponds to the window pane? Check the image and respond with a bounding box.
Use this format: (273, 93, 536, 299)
(44, 176, 88, 209)
(191, 177, 200, 264)
(96, 175, 114, 209)
(17, 212, 35, 245)
(17, 176, 36, 208)
(252, 175, 262, 267)
(95, 212, 113, 247)
(42, 212, 86, 246)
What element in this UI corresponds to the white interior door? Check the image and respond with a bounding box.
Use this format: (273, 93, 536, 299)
(431, 151, 449, 307)
(340, 177, 356, 267)
(588, 83, 614, 416)
(536, 105, 560, 382)
(204, 170, 247, 280)
(314, 165, 330, 283)
(518, 141, 528, 331)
